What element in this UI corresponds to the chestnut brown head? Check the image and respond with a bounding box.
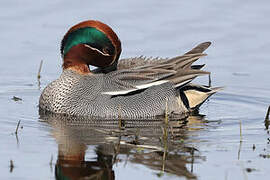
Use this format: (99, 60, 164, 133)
(61, 20, 121, 72)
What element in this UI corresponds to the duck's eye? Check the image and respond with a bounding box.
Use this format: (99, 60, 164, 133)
(102, 47, 110, 55)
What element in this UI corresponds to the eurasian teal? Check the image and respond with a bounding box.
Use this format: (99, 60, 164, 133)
(39, 20, 221, 119)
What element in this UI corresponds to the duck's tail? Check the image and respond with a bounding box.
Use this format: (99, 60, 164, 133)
(180, 84, 223, 110)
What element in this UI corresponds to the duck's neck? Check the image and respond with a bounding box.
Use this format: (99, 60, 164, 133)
(63, 58, 90, 74)
(62, 45, 91, 75)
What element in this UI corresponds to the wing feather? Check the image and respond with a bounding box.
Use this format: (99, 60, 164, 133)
(101, 42, 211, 96)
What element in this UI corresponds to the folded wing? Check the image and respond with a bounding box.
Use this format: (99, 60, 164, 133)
(102, 42, 212, 95)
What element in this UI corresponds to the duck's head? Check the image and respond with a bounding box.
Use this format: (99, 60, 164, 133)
(61, 20, 121, 74)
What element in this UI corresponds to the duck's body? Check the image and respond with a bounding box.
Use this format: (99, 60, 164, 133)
(39, 20, 221, 119)
(40, 69, 186, 118)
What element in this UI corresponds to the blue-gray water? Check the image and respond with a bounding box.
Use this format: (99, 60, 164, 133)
(1, 0, 270, 179)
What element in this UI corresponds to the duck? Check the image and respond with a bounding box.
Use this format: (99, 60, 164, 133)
(39, 20, 222, 119)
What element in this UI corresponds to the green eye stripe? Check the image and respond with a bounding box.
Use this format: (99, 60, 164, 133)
(63, 27, 114, 56)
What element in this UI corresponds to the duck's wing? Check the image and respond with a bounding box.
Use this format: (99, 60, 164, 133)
(102, 43, 212, 95)
(117, 56, 168, 70)
(117, 42, 211, 70)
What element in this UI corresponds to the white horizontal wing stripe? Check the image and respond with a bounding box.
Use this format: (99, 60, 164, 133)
(102, 80, 169, 95)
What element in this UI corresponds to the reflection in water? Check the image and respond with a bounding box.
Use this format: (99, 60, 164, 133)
(56, 146, 114, 180)
(40, 112, 208, 180)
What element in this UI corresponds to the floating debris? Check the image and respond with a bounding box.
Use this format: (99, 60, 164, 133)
(9, 160, 14, 173)
(246, 168, 256, 173)
(156, 171, 164, 177)
(259, 154, 270, 159)
(12, 96, 22, 101)
(252, 144, 256, 151)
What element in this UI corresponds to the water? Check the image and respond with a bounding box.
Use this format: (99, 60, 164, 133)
(1, 0, 270, 179)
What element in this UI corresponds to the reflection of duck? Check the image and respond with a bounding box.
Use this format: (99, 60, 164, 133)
(55, 144, 115, 180)
(39, 20, 221, 119)
(50, 115, 115, 180)
(41, 113, 208, 179)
